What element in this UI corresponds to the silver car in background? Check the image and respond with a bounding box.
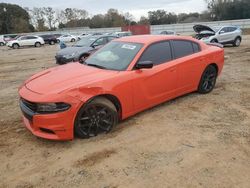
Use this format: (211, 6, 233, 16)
(194, 25, 242, 47)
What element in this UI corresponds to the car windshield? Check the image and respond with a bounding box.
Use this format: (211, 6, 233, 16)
(212, 26, 222, 32)
(84, 41, 143, 71)
(74, 37, 98, 47)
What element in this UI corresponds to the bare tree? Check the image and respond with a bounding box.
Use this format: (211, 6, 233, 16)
(43, 7, 55, 30)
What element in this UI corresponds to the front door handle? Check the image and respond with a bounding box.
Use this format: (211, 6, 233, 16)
(170, 68, 176, 72)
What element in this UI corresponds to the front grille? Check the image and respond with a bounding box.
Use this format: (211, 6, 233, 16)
(21, 98, 37, 112)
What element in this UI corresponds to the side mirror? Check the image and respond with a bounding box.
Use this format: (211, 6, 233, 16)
(135, 61, 154, 69)
(220, 30, 225, 34)
(91, 43, 99, 48)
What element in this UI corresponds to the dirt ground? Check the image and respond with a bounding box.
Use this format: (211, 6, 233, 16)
(0, 37, 250, 188)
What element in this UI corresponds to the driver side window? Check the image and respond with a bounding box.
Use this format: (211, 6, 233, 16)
(93, 37, 106, 46)
(138, 41, 172, 65)
(220, 27, 229, 33)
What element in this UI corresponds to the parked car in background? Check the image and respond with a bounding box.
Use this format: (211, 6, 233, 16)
(19, 35, 224, 140)
(7, 35, 45, 49)
(53, 34, 63, 38)
(194, 25, 242, 47)
(39, 34, 58, 45)
(57, 34, 77, 43)
(0, 34, 20, 46)
(160, 30, 176, 35)
(55, 35, 117, 64)
(77, 33, 91, 40)
(113, 31, 132, 38)
(0, 35, 6, 46)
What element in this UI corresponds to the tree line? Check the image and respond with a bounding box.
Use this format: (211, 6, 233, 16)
(0, 0, 250, 34)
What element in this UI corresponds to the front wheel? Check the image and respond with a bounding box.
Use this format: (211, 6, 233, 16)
(35, 42, 41, 47)
(71, 38, 75, 42)
(12, 43, 19, 49)
(210, 39, 218, 43)
(74, 97, 118, 139)
(50, 41, 55, 45)
(79, 54, 89, 63)
(198, 65, 218, 94)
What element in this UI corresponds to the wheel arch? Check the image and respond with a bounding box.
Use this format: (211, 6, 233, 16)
(209, 63, 219, 74)
(235, 36, 242, 41)
(83, 94, 122, 121)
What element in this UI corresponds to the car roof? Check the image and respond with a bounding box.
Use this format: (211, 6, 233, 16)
(115, 35, 195, 44)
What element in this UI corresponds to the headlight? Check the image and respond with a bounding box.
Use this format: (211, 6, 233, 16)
(36, 102, 71, 113)
(63, 52, 77, 58)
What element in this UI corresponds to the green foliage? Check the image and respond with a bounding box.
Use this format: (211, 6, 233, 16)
(206, 0, 250, 20)
(0, 3, 31, 34)
(148, 10, 178, 25)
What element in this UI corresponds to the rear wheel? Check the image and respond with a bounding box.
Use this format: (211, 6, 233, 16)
(0, 42, 4, 46)
(12, 43, 19, 49)
(50, 41, 55, 45)
(35, 42, 41, 47)
(71, 38, 75, 42)
(74, 97, 118, 139)
(233, 37, 241, 47)
(198, 65, 218, 94)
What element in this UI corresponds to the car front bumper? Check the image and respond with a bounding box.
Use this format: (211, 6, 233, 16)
(55, 55, 78, 64)
(19, 86, 83, 140)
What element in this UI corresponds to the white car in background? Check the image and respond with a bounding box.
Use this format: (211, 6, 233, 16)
(57, 34, 77, 43)
(0, 35, 6, 46)
(77, 33, 91, 40)
(7, 35, 45, 49)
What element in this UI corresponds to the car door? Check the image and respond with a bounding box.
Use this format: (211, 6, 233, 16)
(132, 41, 178, 111)
(171, 40, 204, 96)
(218, 27, 231, 43)
(18, 36, 29, 46)
(26, 36, 37, 46)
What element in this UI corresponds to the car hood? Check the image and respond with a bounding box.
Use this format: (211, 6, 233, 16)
(193, 25, 215, 33)
(7, 40, 17, 44)
(56, 46, 93, 56)
(25, 63, 119, 94)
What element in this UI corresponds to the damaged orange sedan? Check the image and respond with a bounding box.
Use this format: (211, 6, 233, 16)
(19, 35, 224, 140)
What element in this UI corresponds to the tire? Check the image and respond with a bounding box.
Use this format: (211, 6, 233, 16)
(12, 43, 19, 49)
(210, 39, 218, 43)
(198, 65, 218, 94)
(74, 97, 118, 139)
(79, 54, 89, 63)
(0, 42, 4, 46)
(71, 38, 76, 42)
(233, 37, 241, 47)
(50, 41, 55, 45)
(35, 42, 41, 47)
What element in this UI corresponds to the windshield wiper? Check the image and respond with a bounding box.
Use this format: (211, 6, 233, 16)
(86, 63, 107, 69)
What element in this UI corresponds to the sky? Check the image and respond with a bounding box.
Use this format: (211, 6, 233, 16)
(1, 0, 207, 20)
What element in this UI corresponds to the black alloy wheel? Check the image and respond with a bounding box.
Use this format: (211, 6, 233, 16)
(74, 97, 118, 139)
(198, 65, 217, 94)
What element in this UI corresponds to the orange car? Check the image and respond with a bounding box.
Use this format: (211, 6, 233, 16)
(19, 35, 224, 140)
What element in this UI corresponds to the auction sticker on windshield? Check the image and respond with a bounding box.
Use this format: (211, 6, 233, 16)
(121, 44, 137, 50)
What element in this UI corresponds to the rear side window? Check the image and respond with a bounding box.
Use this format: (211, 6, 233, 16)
(139, 41, 172, 65)
(27, 36, 37, 39)
(228, 27, 237, 32)
(192, 42, 200, 53)
(172, 40, 194, 59)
